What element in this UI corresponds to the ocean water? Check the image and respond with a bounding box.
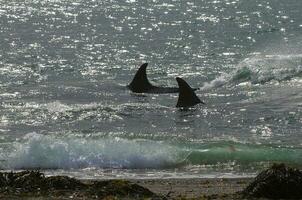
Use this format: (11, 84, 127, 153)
(0, 0, 301, 179)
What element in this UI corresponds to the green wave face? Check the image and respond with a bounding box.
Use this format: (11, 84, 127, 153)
(1, 133, 302, 171)
(182, 142, 302, 166)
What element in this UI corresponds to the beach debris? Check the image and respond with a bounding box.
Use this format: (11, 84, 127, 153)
(243, 163, 302, 199)
(0, 170, 86, 194)
(90, 179, 162, 199)
(0, 171, 164, 199)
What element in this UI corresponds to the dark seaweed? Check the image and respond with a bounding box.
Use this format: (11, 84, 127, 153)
(243, 163, 302, 199)
(0, 171, 164, 199)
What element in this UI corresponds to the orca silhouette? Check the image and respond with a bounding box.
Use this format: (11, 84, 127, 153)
(128, 63, 179, 93)
(176, 77, 205, 107)
(128, 63, 204, 107)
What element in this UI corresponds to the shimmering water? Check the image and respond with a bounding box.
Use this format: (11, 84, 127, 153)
(0, 0, 301, 179)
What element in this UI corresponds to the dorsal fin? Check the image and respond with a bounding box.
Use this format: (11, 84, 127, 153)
(128, 63, 154, 93)
(176, 77, 204, 107)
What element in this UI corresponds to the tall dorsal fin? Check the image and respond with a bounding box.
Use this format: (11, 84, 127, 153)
(128, 63, 155, 93)
(176, 77, 204, 107)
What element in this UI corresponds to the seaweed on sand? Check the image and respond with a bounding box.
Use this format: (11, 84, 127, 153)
(89, 179, 162, 199)
(0, 171, 164, 199)
(0, 171, 85, 192)
(242, 163, 302, 199)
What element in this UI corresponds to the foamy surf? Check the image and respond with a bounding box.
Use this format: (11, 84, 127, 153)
(0, 133, 183, 170)
(1, 133, 302, 171)
(201, 54, 302, 90)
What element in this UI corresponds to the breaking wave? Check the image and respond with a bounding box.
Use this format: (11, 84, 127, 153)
(1, 133, 302, 170)
(0, 133, 182, 169)
(201, 54, 302, 90)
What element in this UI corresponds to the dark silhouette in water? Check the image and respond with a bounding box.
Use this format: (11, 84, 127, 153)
(128, 63, 179, 93)
(128, 63, 203, 107)
(176, 77, 204, 108)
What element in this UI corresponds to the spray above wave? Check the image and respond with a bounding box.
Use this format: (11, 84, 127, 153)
(201, 54, 302, 90)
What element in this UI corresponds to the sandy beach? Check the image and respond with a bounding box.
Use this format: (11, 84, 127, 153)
(0, 171, 253, 199)
(134, 178, 252, 199)
(1, 164, 301, 199)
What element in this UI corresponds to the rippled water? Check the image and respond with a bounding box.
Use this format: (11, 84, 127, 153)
(0, 0, 301, 179)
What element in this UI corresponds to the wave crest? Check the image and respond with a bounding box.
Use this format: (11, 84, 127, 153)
(0, 133, 182, 170)
(201, 54, 302, 90)
(1, 133, 302, 170)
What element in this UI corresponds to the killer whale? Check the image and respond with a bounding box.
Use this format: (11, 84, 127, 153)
(128, 63, 203, 107)
(128, 63, 179, 93)
(176, 77, 204, 107)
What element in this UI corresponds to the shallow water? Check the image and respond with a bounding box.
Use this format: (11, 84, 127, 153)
(0, 0, 301, 179)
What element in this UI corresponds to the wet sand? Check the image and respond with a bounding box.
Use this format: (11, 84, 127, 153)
(0, 173, 254, 199)
(2, 164, 299, 199)
(134, 178, 253, 199)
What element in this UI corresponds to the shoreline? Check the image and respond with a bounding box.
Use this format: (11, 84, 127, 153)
(1, 164, 301, 199)
(0, 170, 253, 199)
(133, 177, 253, 199)
(0, 178, 253, 200)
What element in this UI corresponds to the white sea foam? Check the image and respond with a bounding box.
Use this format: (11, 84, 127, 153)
(1, 133, 302, 171)
(201, 74, 229, 90)
(0, 133, 181, 170)
(201, 54, 302, 90)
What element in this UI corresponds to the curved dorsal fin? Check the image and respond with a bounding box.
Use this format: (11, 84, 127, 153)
(128, 63, 154, 93)
(176, 77, 204, 107)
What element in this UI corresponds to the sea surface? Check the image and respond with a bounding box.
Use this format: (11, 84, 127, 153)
(0, 0, 301, 179)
